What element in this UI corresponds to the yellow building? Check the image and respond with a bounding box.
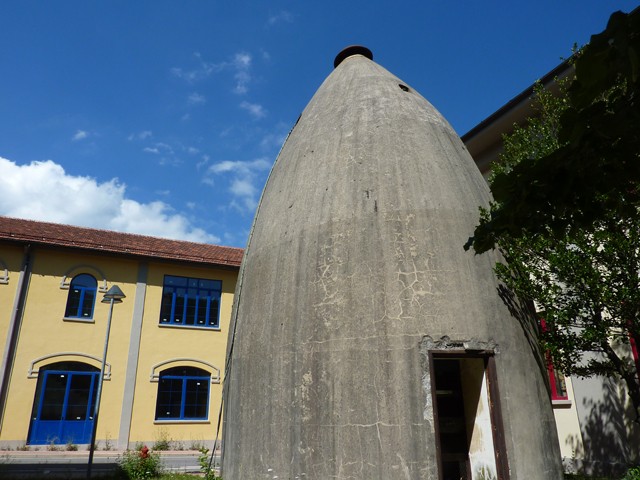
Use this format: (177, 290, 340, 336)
(0, 216, 242, 450)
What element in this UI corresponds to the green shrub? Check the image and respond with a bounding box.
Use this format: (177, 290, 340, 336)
(153, 428, 171, 451)
(117, 445, 163, 480)
(198, 447, 222, 480)
(623, 466, 640, 480)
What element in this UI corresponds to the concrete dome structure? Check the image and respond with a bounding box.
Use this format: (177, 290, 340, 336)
(221, 47, 562, 479)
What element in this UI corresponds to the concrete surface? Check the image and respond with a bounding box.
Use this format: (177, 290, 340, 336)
(222, 48, 563, 479)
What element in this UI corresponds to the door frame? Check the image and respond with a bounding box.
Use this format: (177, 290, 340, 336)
(28, 365, 99, 445)
(428, 350, 510, 480)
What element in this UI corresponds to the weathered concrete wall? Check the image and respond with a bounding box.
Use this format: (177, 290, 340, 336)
(222, 50, 562, 479)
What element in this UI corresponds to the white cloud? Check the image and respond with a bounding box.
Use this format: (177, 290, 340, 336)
(142, 142, 181, 167)
(234, 52, 251, 69)
(209, 158, 271, 175)
(172, 51, 253, 94)
(171, 52, 222, 83)
(155, 143, 173, 152)
(143, 143, 174, 155)
(128, 130, 152, 141)
(230, 178, 257, 198)
(72, 130, 88, 141)
(267, 11, 294, 26)
(206, 158, 271, 211)
(158, 157, 183, 167)
(188, 92, 206, 105)
(260, 125, 289, 150)
(196, 154, 210, 171)
(240, 101, 266, 119)
(0, 156, 218, 243)
(232, 53, 252, 94)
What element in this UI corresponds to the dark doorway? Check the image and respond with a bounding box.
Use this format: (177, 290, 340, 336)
(431, 353, 508, 480)
(433, 358, 470, 479)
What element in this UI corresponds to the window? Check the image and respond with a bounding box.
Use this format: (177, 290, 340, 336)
(629, 329, 640, 383)
(546, 357, 568, 401)
(159, 276, 222, 328)
(64, 274, 97, 319)
(155, 366, 210, 420)
(540, 318, 568, 401)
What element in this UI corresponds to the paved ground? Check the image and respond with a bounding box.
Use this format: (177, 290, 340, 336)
(0, 450, 218, 478)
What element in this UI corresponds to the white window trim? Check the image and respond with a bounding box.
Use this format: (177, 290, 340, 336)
(28, 352, 111, 380)
(60, 264, 108, 293)
(149, 358, 221, 384)
(0, 260, 9, 284)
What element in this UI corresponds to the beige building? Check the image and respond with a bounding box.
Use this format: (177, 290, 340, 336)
(0, 216, 241, 450)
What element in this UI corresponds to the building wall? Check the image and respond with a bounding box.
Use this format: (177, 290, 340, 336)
(0, 248, 138, 446)
(569, 372, 640, 474)
(127, 262, 235, 448)
(0, 244, 237, 450)
(551, 376, 584, 464)
(0, 245, 23, 362)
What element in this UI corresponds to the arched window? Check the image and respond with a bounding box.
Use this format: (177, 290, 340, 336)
(64, 274, 97, 319)
(155, 366, 210, 421)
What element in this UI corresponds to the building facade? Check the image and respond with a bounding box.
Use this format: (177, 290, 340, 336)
(0, 216, 241, 450)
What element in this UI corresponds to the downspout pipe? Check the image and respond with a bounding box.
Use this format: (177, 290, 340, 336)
(0, 244, 33, 433)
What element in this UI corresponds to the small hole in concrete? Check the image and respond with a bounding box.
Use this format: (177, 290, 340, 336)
(399, 84, 409, 92)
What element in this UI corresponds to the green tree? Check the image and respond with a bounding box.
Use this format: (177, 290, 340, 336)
(467, 9, 640, 253)
(467, 57, 640, 420)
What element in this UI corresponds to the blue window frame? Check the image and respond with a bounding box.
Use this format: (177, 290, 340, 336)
(159, 276, 222, 328)
(155, 367, 210, 420)
(64, 274, 97, 319)
(28, 362, 99, 445)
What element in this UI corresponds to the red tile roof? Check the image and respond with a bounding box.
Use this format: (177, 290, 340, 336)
(0, 216, 243, 268)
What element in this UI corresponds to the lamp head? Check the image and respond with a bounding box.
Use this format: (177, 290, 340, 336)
(101, 285, 126, 304)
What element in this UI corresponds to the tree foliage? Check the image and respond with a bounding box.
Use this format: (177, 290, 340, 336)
(496, 196, 640, 421)
(466, 8, 640, 421)
(467, 9, 640, 254)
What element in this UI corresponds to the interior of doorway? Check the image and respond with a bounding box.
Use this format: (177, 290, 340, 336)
(431, 353, 508, 480)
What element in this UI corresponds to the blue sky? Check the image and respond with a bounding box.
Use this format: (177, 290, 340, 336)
(0, 1, 636, 247)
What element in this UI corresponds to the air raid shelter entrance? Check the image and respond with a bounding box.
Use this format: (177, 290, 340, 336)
(429, 351, 509, 480)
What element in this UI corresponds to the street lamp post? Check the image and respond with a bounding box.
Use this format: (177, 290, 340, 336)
(87, 285, 125, 479)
